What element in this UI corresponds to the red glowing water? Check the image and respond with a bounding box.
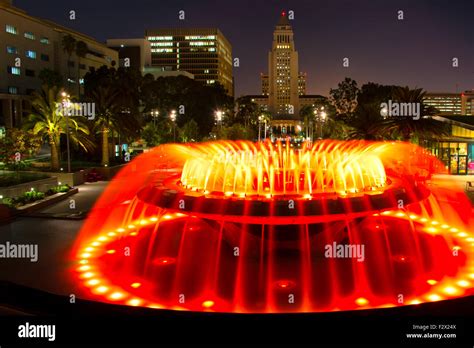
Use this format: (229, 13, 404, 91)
(72, 140, 474, 312)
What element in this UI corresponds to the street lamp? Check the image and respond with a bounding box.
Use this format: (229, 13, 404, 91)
(61, 91, 72, 173)
(151, 110, 159, 126)
(320, 111, 327, 139)
(215, 110, 224, 129)
(258, 115, 265, 141)
(170, 110, 177, 142)
(313, 106, 326, 141)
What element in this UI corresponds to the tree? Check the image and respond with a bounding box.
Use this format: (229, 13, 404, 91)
(84, 66, 143, 165)
(141, 122, 172, 147)
(346, 103, 386, 140)
(384, 86, 449, 142)
(23, 86, 94, 170)
(234, 96, 260, 128)
(329, 77, 359, 118)
(0, 128, 42, 167)
(179, 119, 199, 142)
(343, 83, 395, 140)
(141, 75, 232, 138)
(217, 124, 255, 140)
(61, 34, 76, 89)
(38, 69, 63, 88)
(75, 40, 88, 97)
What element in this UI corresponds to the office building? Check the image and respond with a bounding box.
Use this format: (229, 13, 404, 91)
(144, 28, 233, 96)
(0, 0, 118, 128)
(423, 91, 474, 116)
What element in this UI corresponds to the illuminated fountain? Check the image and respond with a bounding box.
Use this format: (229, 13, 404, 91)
(73, 140, 474, 312)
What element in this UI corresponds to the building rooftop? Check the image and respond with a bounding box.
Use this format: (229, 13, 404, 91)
(277, 11, 291, 26)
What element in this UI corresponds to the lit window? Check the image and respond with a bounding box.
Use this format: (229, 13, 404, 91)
(151, 48, 172, 53)
(150, 42, 173, 47)
(148, 36, 173, 41)
(40, 37, 49, 44)
(25, 50, 36, 59)
(6, 46, 18, 54)
(8, 86, 18, 94)
(6, 25, 17, 34)
(8, 66, 21, 75)
(24, 32, 35, 40)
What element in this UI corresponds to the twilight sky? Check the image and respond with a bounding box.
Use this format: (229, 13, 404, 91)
(15, 0, 474, 97)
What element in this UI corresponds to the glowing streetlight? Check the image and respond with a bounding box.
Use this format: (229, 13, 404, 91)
(258, 115, 265, 141)
(170, 110, 177, 141)
(61, 91, 72, 172)
(151, 110, 159, 126)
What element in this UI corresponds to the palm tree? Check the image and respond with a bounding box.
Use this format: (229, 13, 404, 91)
(384, 86, 448, 142)
(84, 66, 142, 165)
(61, 34, 76, 89)
(23, 86, 94, 171)
(347, 103, 387, 140)
(89, 84, 122, 166)
(75, 40, 88, 97)
(299, 104, 313, 138)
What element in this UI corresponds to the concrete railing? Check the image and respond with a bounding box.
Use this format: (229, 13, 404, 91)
(0, 176, 58, 198)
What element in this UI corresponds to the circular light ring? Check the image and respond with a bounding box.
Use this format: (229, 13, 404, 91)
(75, 210, 474, 313)
(136, 177, 430, 218)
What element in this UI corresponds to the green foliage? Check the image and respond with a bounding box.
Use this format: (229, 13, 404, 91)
(217, 124, 255, 140)
(141, 76, 233, 138)
(329, 77, 359, 118)
(0, 128, 42, 167)
(1, 197, 14, 208)
(0, 184, 71, 209)
(328, 80, 449, 142)
(14, 190, 45, 205)
(23, 85, 94, 170)
(179, 119, 199, 142)
(38, 69, 64, 88)
(46, 184, 71, 195)
(233, 96, 260, 128)
(141, 121, 172, 147)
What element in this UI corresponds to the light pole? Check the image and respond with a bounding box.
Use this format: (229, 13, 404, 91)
(313, 106, 326, 141)
(258, 115, 265, 141)
(61, 91, 71, 172)
(264, 118, 267, 140)
(320, 110, 327, 139)
(170, 110, 177, 142)
(151, 110, 159, 127)
(215, 110, 223, 130)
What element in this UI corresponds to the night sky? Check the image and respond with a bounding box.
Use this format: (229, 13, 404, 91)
(14, 0, 474, 97)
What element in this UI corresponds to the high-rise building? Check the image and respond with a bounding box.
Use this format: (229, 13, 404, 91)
(264, 11, 302, 116)
(144, 28, 233, 96)
(423, 93, 462, 115)
(0, 1, 118, 128)
(461, 91, 474, 115)
(107, 38, 195, 80)
(424, 91, 474, 116)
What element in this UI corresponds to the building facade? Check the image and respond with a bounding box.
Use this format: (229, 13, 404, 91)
(264, 11, 302, 116)
(0, 0, 118, 128)
(107, 38, 151, 72)
(107, 38, 194, 80)
(144, 28, 233, 96)
(423, 91, 474, 116)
